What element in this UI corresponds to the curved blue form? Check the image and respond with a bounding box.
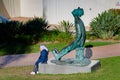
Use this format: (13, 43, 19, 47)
(52, 7, 90, 66)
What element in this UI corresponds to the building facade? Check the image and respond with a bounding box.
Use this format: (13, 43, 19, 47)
(0, 0, 120, 26)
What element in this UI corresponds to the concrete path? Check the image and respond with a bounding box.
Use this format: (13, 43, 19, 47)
(0, 43, 120, 68)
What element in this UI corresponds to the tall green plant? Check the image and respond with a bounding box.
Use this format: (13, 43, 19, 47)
(90, 9, 120, 39)
(56, 20, 74, 33)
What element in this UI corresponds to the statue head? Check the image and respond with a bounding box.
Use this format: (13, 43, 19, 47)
(72, 7, 84, 17)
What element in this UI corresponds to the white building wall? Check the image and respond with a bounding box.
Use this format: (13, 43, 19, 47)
(2, 0, 21, 17)
(43, 0, 120, 26)
(1, 0, 120, 26)
(20, 0, 43, 17)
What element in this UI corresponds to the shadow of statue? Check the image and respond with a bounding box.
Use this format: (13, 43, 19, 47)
(85, 45, 93, 59)
(0, 54, 26, 68)
(0, 42, 32, 68)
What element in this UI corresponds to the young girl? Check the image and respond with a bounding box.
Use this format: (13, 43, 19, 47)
(30, 44, 49, 75)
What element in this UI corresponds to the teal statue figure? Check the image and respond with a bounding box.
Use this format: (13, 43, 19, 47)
(52, 7, 90, 66)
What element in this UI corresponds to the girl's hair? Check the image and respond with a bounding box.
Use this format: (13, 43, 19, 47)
(40, 44, 48, 51)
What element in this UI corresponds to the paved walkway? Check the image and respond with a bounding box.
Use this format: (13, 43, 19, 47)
(0, 43, 120, 68)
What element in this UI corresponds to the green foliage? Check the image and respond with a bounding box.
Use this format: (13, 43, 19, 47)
(0, 17, 48, 44)
(41, 30, 74, 43)
(19, 17, 48, 44)
(41, 30, 60, 42)
(56, 32, 73, 43)
(0, 21, 22, 42)
(86, 31, 98, 40)
(21, 17, 48, 35)
(56, 20, 74, 33)
(45, 20, 74, 43)
(41, 20, 74, 43)
(113, 33, 120, 40)
(90, 9, 120, 39)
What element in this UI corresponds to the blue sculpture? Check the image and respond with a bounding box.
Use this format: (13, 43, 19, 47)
(52, 7, 90, 66)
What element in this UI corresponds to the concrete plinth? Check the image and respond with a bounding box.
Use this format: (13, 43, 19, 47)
(38, 60, 100, 74)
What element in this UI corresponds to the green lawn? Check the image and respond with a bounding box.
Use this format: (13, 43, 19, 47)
(0, 56, 120, 80)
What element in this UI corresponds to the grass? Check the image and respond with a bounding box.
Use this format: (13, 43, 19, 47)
(0, 56, 120, 80)
(84, 41, 119, 47)
(0, 41, 119, 56)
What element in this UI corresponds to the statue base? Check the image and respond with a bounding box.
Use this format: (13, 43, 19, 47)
(50, 58, 91, 66)
(38, 60, 100, 74)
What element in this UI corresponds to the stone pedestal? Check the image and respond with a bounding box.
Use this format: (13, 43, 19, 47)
(38, 60, 100, 74)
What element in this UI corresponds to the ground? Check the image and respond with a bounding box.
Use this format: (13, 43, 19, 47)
(0, 43, 120, 68)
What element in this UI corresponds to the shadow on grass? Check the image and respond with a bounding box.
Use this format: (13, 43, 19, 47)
(0, 42, 33, 68)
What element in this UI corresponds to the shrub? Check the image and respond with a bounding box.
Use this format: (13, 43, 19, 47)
(41, 30, 59, 42)
(41, 30, 74, 43)
(86, 31, 97, 40)
(90, 9, 120, 39)
(0, 21, 22, 42)
(18, 17, 48, 44)
(56, 32, 73, 43)
(0, 17, 48, 44)
(46, 20, 74, 43)
(56, 20, 74, 33)
(114, 33, 120, 40)
(21, 17, 48, 35)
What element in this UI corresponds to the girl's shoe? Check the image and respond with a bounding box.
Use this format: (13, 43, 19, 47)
(30, 71, 35, 75)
